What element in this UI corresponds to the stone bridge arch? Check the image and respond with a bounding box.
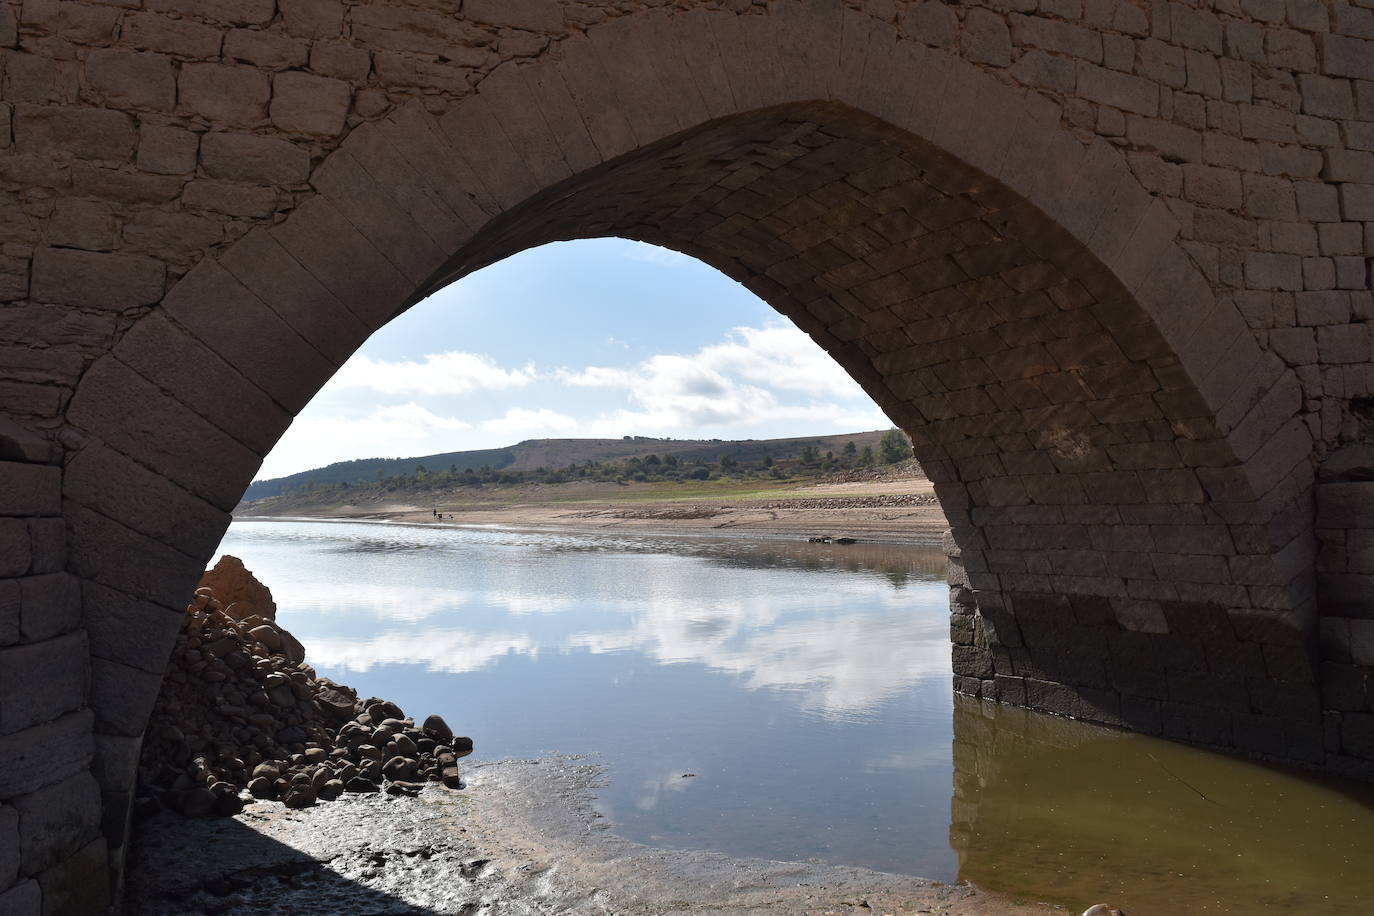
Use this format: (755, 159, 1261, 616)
(0, 0, 1371, 911)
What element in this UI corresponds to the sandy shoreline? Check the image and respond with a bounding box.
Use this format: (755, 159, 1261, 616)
(236, 476, 952, 548)
(127, 756, 1070, 916)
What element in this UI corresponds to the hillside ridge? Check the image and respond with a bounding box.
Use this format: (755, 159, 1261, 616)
(243, 430, 896, 501)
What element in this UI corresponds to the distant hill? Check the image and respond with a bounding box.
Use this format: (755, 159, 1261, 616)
(241, 431, 893, 502)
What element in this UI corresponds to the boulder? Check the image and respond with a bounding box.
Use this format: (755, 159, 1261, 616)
(198, 555, 277, 620)
(422, 714, 452, 741)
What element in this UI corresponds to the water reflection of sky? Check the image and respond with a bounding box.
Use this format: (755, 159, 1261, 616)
(219, 522, 952, 720)
(216, 520, 960, 877)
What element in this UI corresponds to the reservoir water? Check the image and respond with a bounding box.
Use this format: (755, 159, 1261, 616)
(218, 519, 1374, 915)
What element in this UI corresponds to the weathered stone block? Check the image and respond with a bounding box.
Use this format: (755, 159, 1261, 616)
(1316, 323, 1370, 363)
(200, 132, 310, 186)
(0, 519, 30, 578)
(0, 632, 88, 735)
(85, 48, 175, 111)
(119, 12, 223, 59)
(952, 644, 995, 679)
(1245, 250, 1303, 290)
(29, 248, 164, 309)
(281, 0, 345, 38)
(146, 0, 275, 26)
(464, 0, 562, 31)
(122, 211, 225, 256)
(0, 463, 57, 518)
(89, 658, 161, 738)
(0, 803, 16, 889)
(37, 836, 109, 915)
(1025, 678, 1081, 717)
(1231, 712, 1286, 757)
(1339, 183, 1374, 220)
(64, 503, 204, 612)
(270, 70, 350, 137)
(182, 180, 278, 218)
(0, 880, 38, 915)
(961, 8, 1011, 66)
(112, 313, 289, 457)
(12, 770, 100, 876)
(65, 442, 230, 561)
(44, 198, 113, 252)
(309, 41, 370, 81)
(161, 259, 336, 415)
(13, 105, 135, 162)
(268, 195, 412, 329)
(136, 124, 198, 176)
(1341, 711, 1374, 757)
(17, 574, 79, 645)
(0, 581, 17, 647)
(224, 28, 309, 69)
(1318, 33, 1374, 80)
(81, 582, 180, 677)
(0, 710, 93, 800)
(178, 63, 270, 126)
(71, 163, 182, 205)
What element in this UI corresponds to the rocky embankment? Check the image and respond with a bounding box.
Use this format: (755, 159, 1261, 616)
(137, 556, 471, 816)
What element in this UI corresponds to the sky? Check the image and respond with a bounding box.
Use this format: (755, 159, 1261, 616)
(256, 238, 893, 481)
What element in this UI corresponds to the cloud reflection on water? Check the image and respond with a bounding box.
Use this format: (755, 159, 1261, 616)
(290, 568, 949, 720)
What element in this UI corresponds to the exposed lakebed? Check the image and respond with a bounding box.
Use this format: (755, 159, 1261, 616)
(217, 519, 1374, 914)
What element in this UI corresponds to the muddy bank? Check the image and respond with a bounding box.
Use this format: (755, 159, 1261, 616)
(127, 755, 1068, 916)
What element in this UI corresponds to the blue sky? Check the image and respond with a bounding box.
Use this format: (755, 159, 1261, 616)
(258, 238, 892, 480)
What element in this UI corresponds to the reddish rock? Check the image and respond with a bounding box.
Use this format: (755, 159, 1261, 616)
(198, 555, 276, 620)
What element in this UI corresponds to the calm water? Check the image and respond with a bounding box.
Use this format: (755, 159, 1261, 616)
(218, 520, 1374, 914)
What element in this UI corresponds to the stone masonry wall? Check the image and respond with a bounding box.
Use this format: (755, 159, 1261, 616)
(0, 0, 1368, 911)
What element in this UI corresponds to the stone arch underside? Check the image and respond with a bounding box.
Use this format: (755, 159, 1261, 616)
(13, 2, 1359, 908)
(425, 100, 1323, 756)
(70, 91, 1324, 804)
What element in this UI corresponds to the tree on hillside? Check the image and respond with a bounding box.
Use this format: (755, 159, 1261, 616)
(799, 445, 820, 466)
(843, 441, 857, 457)
(879, 428, 913, 464)
(859, 445, 875, 466)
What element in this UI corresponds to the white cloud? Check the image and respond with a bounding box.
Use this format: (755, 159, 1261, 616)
(480, 407, 579, 436)
(329, 351, 536, 396)
(698, 326, 867, 398)
(561, 365, 637, 388)
(621, 241, 695, 268)
(558, 325, 884, 438)
(303, 628, 536, 674)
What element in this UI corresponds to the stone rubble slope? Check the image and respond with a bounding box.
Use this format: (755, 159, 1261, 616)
(137, 556, 471, 817)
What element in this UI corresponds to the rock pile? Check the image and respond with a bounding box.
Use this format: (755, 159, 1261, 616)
(138, 557, 471, 817)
